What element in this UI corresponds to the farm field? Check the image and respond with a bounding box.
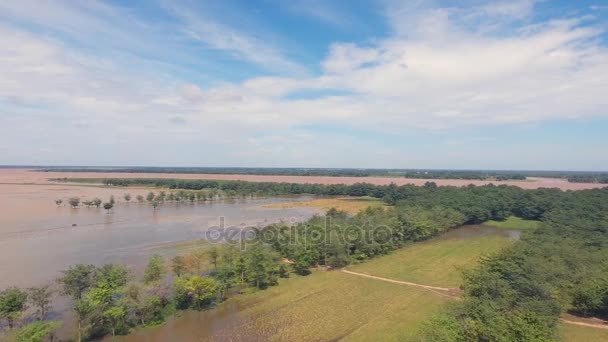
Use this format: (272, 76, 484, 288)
(348, 226, 515, 287)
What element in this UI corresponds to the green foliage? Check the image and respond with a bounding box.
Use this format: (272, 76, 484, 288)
(143, 254, 165, 284)
(57, 264, 97, 300)
(171, 255, 186, 277)
(13, 321, 61, 342)
(0, 287, 28, 328)
(173, 276, 218, 310)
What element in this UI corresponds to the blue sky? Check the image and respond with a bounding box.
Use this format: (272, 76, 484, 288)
(0, 0, 607, 170)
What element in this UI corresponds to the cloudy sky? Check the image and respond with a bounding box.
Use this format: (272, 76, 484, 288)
(1, 0, 607, 170)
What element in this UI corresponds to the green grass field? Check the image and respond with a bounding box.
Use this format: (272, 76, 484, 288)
(561, 324, 608, 341)
(484, 216, 540, 230)
(348, 232, 512, 287)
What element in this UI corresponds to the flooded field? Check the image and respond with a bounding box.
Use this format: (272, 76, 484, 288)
(0, 182, 319, 289)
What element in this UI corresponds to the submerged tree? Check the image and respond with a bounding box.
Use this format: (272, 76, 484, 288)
(123, 193, 132, 203)
(54, 199, 63, 206)
(68, 197, 80, 208)
(136, 194, 144, 203)
(57, 264, 97, 301)
(146, 192, 155, 202)
(28, 285, 53, 321)
(103, 202, 114, 214)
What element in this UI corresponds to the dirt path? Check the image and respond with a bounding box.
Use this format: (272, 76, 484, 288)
(561, 319, 608, 330)
(341, 269, 457, 293)
(342, 269, 608, 330)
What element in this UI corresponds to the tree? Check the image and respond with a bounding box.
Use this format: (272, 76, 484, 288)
(151, 200, 160, 210)
(28, 285, 53, 321)
(123, 193, 131, 203)
(171, 255, 186, 277)
(143, 254, 165, 284)
(68, 197, 80, 208)
(109, 195, 116, 206)
(136, 195, 144, 203)
(207, 247, 219, 270)
(173, 276, 218, 310)
(146, 192, 155, 202)
(13, 320, 61, 342)
(92, 198, 102, 208)
(103, 306, 126, 336)
(103, 202, 113, 213)
(57, 264, 97, 300)
(73, 298, 94, 342)
(54, 199, 62, 206)
(0, 287, 28, 328)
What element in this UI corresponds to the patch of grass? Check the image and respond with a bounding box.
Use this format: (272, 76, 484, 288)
(560, 324, 608, 341)
(484, 216, 540, 230)
(228, 270, 449, 341)
(264, 197, 387, 214)
(349, 233, 512, 287)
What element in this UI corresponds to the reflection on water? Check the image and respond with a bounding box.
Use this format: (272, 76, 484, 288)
(0, 195, 320, 288)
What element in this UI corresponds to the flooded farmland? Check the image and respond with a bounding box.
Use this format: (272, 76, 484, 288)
(0, 182, 320, 289)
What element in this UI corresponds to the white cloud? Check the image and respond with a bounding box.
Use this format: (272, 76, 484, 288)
(0, 1, 607, 168)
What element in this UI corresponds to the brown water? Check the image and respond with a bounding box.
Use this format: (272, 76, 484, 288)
(111, 224, 521, 342)
(0, 183, 320, 289)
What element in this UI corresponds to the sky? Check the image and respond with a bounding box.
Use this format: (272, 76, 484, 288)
(1, 0, 607, 170)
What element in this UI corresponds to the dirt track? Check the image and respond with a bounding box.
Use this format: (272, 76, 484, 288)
(341, 269, 608, 330)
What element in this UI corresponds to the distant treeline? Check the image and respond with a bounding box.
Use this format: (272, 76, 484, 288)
(41, 167, 534, 180)
(567, 174, 608, 183)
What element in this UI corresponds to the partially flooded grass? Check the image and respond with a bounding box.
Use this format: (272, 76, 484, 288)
(263, 196, 387, 214)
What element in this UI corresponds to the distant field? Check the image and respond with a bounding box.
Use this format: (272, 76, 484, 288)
(484, 216, 540, 230)
(264, 196, 387, 214)
(348, 230, 512, 288)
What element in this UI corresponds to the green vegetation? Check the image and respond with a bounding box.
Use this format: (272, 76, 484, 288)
(349, 234, 511, 287)
(560, 324, 608, 341)
(418, 190, 608, 341)
(484, 216, 540, 230)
